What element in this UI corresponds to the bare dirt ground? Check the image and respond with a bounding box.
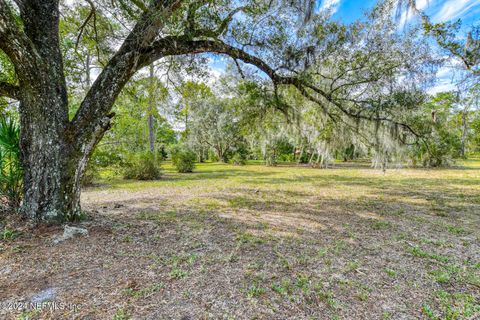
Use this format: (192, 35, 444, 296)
(1, 162, 479, 319)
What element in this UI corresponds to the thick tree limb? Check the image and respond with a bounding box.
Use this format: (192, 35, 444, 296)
(12, 0, 25, 8)
(0, 0, 37, 68)
(0, 81, 20, 100)
(138, 36, 295, 83)
(140, 36, 420, 137)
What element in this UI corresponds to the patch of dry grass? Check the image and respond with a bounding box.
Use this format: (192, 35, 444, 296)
(1, 161, 479, 319)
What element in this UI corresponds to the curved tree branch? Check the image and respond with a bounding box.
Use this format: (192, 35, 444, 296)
(140, 36, 420, 137)
(75, 0, 96, 51)
(0, 0, 37, 68)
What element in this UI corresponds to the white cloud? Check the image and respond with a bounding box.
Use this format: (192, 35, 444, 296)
(205, 68, 222, 86)
(320, 0, 342, 15)
(428, 81, 456, 94)
(436, 66, 453, 79)
(398, 0, 434, 25)
(433, 0, 480, 22)
(417, 0, 432, 10)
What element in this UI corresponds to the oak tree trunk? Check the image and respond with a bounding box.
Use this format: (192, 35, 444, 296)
(6, 0, 107, 223)
(13, 1, 77, 222)
(18, 50, 94, 222)
(20, 97, 80, 222)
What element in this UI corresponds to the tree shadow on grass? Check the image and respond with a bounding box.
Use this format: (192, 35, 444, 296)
(11, 164, 480, 320)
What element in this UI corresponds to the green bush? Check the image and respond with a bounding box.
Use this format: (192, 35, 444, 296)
(409, 126, 461, 167)
(0, 117, 22, 212)
(278, 153, 295, 162)
(82, 162, 100, 186)
(230, 153, 246, 166)
(170, 145, 196, 173)
(91, 149, 123, 167)
(123, 152, 162, 180)
(265, 154, 277, 166)
(208, 150, 219, 162)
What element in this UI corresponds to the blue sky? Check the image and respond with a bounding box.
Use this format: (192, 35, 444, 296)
(321, 0, 480, 26)
(208, 0, 480, 93)
(323, 0, 480, 93)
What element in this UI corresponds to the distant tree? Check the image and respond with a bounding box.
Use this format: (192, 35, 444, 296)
(408, 92, 464, 167)
(188, 96, 242, 163)
(422, 18, 480, 159)
(97, 77, 171, 162)
(423, 19, 479, 79)
(175, 81, 213, 141)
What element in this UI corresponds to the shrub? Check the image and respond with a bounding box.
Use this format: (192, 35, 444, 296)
(82, 162, 100, 186)
(278, 153, 295, 162)
(230, 153, 246, 166)
(0, 117, 22, 212)
(208, 150, 219, 162)
(123, 152, 162, 180)
(170, 145, 196, 173)
(91, 149, 123, 167)
(82, 151, 108, 186)
(409, 128, 460, 167)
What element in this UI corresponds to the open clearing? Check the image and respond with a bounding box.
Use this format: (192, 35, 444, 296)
(1, 161, 479, 319)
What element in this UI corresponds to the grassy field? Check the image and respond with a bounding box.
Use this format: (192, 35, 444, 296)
(1, 161, 479, 319)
